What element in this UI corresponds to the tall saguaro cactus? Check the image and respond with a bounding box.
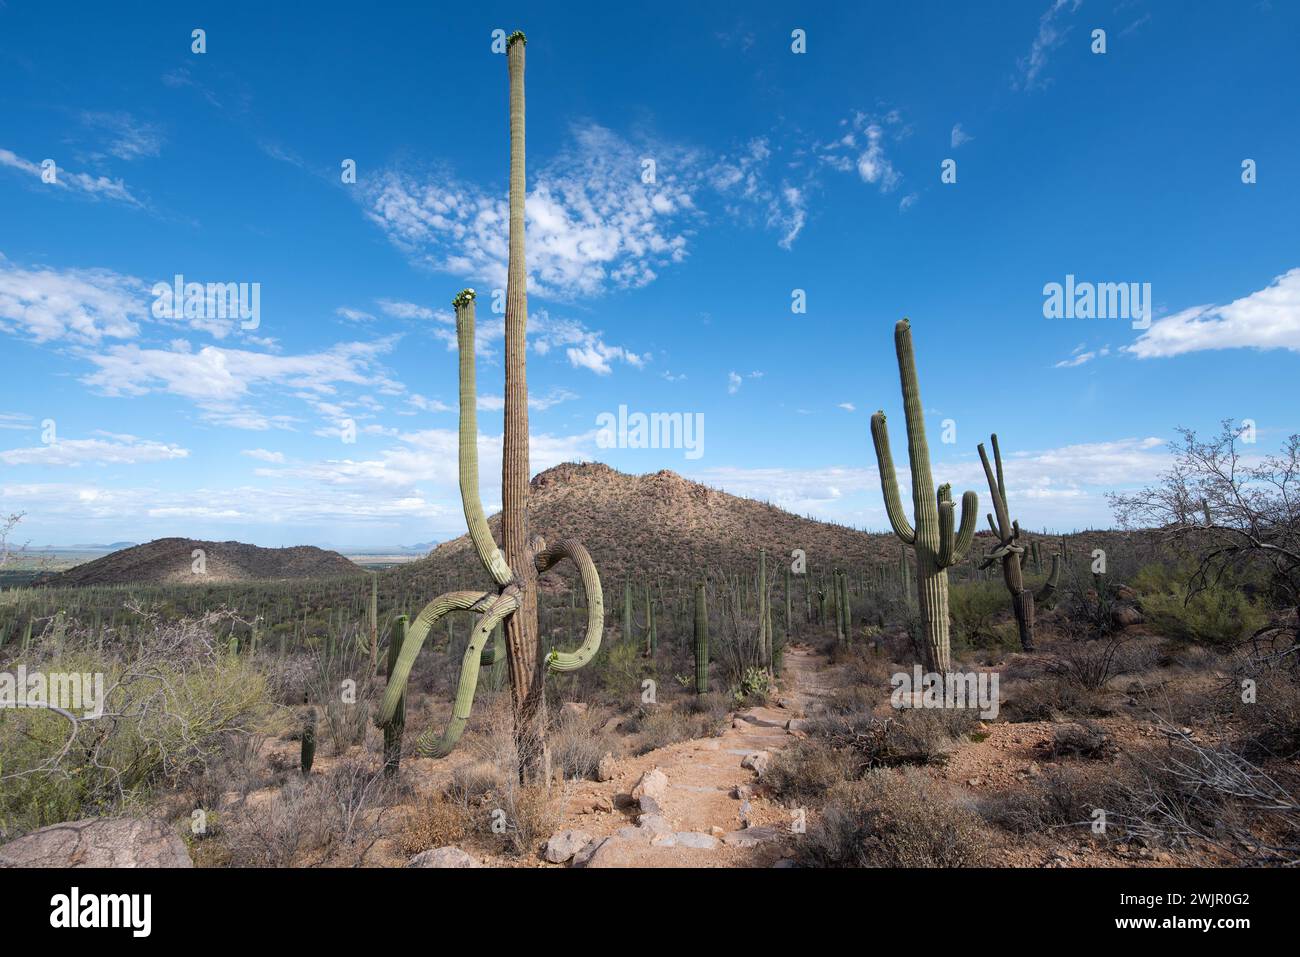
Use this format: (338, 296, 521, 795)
(693, 582, 709, 694)
(376, 32, 604, 783)
(871, 319, 979, 673)
(976, 434, 1062, 651)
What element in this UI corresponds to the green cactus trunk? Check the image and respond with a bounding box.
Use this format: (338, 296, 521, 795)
(871, 319, 978, 673)
(758, 549, 770, 669)
(301, 709, 317, 776)
(382, 615, 407, 776)
(693, 583, 709, 694)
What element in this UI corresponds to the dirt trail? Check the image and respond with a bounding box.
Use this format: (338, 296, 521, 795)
(550, 644, 828, 867)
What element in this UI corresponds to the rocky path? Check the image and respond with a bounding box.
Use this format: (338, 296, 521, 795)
(545, 645, 827, 868)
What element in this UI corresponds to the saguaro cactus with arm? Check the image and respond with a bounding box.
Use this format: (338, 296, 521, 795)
(976, 434, 1061, 651)
(871, 319, 979, 673)
(376, 33, 605, 783)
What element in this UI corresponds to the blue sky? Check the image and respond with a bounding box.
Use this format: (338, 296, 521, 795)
(1, 1, 1298, 548)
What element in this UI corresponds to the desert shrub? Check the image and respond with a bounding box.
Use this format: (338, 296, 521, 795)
(765, 739, 854, 803)
(1049, 633, 1130, 690)
(1047, 720, 1113, 760)
(949, 581, 1015, 650)
(549, 707, 616, 780)
(1000, 675, 1110, 722)
(399, 793, 472, 856)
(1142, 588, 1267, 649)
(978, 767, 1110, 835)
(810, 708, 978, 770)
(222, 756, 392, 866)
(1103, 730, 1300, 863)
(0, 617, 280, 840)
(626, 700, 726, 755)
(797, 769, 992, 867)
(1231, 666, 1300, 762)
(596, 638, 649, 706)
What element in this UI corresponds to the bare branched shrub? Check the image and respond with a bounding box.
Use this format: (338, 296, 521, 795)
(1107, 725, 1300, 865)
(797, 769, 992, 867)
(222, 756, 392, 867)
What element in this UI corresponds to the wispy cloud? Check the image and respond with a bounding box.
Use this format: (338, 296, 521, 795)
(950, 123, 973, 148)
(0, 148, 141, 206)
(79, 111, 164, 161)
(1014, 0, 1083, 92)
(0, 431, 188, 467)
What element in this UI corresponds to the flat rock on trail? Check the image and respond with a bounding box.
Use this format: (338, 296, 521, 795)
(554, 645, 824, 867)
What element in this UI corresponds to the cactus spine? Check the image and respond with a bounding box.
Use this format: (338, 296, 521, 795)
(376, 33, 605, 781)
(976, 434, 1062, 651)
(693, 582, 709, 694)
(871, 319, 979, 673)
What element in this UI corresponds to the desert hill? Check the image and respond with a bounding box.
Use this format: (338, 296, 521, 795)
(393, 462, 1139, 595)
(39, 538, 362, 586)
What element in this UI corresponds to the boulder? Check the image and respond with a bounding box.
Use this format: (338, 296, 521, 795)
(407, 846, 479, 868)
(596, 753, 618, 782)
(544, 830, 593, 864)
(631, 768, 669, 805)
(0, 817, 192, 869)
(673, 832, 718, 850)
(1112, 604, 1145, 628)
(722, 826, 781, 848)
(741, 751, 771, 775)
(574, 835, 644, 868)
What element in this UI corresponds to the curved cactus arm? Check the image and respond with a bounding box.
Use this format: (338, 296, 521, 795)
(1035, 553, 1062, 602)
(936, 486, 979, 567)
(376, 589, 493, 726)
(870, 411, 916, 545)
(416, 590, 520, 758)
(533, 537, 605, 673)
(948, 490, 979, 565)
(454, 289, 513, 587)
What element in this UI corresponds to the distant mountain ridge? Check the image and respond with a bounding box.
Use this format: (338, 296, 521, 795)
(38, 538, 361, 586)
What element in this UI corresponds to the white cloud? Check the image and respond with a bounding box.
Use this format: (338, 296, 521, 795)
(1127, 268, 1300, 359)
(1014, 0, 1083, 92)
(336, 306, 375, 322)
(0, 257, 147, 344)
(817, 112, 904, 195)
(0, 432, 188, 467)
(241, 448, 286, 464)
(377, 299, 440, 320)
(950, 123, 972, 148)
(837, 402, 856, 412)
(0, 148, 141, 205)
(727, 371, 742, 394)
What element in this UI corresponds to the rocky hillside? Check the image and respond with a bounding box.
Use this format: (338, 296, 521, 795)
(395, 462, 1140, 595)
(39, 538, 362, 586)
(406, 463, 899, 590)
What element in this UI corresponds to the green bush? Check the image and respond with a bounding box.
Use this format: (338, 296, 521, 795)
(0, 642, 278, 839)
(1134, 563, 1267, 648)
(949, 581, 1017, 651)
